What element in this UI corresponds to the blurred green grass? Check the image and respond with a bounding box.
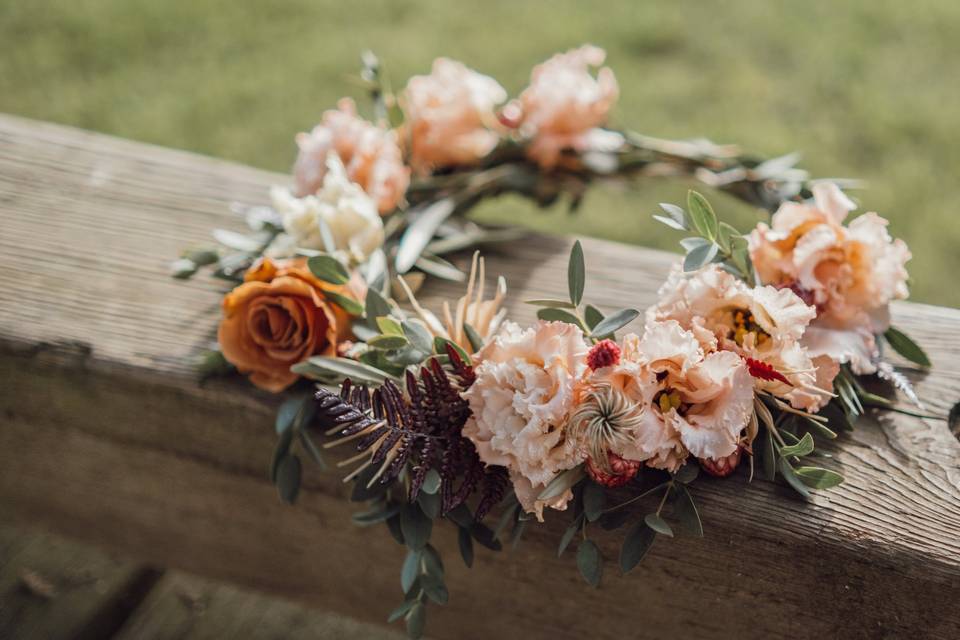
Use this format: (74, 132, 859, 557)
(3, 0, 958, 306)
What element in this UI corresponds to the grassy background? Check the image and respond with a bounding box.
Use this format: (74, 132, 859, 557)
(3, 0, 958, 306)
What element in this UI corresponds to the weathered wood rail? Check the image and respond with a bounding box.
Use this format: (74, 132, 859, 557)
(1, 113, 959, 639)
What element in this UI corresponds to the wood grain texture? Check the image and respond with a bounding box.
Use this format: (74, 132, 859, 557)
(1, 113, 959, 639)
(113, 571, 403, 640)
(0, 519, 160, 639)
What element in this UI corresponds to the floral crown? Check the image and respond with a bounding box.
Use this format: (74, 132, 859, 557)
(173, 47, 934, 640)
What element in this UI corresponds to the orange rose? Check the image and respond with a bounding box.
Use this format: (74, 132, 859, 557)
(218, 258, 353, 392)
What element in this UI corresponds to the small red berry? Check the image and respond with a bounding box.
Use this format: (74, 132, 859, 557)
(587, 339, 621, 370)
(699, 449, 742, 478)
(586, 452, 641, 488)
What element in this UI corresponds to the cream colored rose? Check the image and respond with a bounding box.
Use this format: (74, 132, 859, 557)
(749, 183, 911, 373)
(518, 45, 620, 168)
(293, 98, 409, 215)
(401, 58, 507, 174)
(461, 320, 588, 519)
(272, 153, 385, 264)
(648, 265, 834, 411)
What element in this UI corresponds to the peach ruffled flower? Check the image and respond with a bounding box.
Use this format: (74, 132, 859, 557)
(648, 265, 835, 412)
(401, 58, 507, 174)
(293, 98, 409, 215)
(749, 183, 911, 373)
(461, 320, 588, 520)
(637, 321, 755, 466)
(518, 45, 620, 168)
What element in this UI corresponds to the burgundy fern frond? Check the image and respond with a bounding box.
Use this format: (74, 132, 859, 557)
(311, 352, 509, 522)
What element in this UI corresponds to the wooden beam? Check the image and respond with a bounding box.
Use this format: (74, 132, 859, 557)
(1, 113, 959, 638)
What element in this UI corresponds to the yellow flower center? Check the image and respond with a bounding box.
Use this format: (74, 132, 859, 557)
(730, 309, 770, 347)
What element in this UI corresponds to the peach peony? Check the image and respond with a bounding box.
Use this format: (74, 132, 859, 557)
(293, 98, 409, 215)
(518, 45, 620, 168)
(401, 58, 507, 174)
(749, 183, 911, 373)
(218, 258, 354, 393)
(461, 320, 588, 520)
(648, 265, 835, 412)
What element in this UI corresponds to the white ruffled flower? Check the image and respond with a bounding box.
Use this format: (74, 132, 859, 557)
(270, 153, 384, 263)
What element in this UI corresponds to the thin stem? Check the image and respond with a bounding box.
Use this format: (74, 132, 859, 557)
(601, 481, 671, 514)
(655, 482, 673, 516)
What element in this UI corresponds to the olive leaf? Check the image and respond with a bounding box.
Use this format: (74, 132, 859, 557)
(576, 539, 603, 587)
(883, 327, 931, 367)
(568, 240, 585, 306)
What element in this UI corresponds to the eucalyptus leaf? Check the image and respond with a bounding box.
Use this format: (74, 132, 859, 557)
(275, 395, 305, 435)
(538, 466, 586, 501)
(365, 287, 392, 321)
(658, 202, 688, 229)
(291, 356, 390, 384)
(463, 323, 484, 353)
(795, 466, 844, 489)
(405, 602, 426, 639)
(652, 214, 686, 231)
(525, 298, 577, 309)
(275, 454, 301, 504)
(590, 308, 639, 338)
(674, 463, 699, 484)
(683, 241, 719, 272)
(884, 327, 931, 367)
(182, 248, 220, 266)
(324, 290, 365, 316)
(420, 573, 448, 605)
(558, 517, 582, 558)
(568, 240, 585, 306)
(576, 540, 603, 587)
(421, 469, 442, 495)
(470, 523, 503, 551)
(643, 512, 673, 537)
(369, 334, 410, 350)
(583, 482, 606, 522)
(352, 502, 401, 526)
(415, 254, 467, 282)
(584, 305, 604, 330)
(269, 426, 295, 483)
(421, 543, 445, 580)
(212, 228, 263, 252)
(458, 527, 474, 568)
(761, 428, 777, 482)
(779, 432, 815, 458)
(298, 430, 326, 469)
(417, 491, 441, 520)
(170, 258, 197, 279)
(396, 198, 457, 274)
(307, 254, 349, 285)
(673, 485, 703, 537)
(687, 190, 719, 240)
(377, 316, 403, 336)
(400, 504, 433, 551)
(537, 308, 583, 327)
(388, 599, 416, 624)
(679, 236, 710, 252)
(619, 521, 656, 574)
(777, 458, 811, 498)
(402, 321, 435, 354)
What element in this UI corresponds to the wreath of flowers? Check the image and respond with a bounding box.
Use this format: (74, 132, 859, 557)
(173, 47, 937, 639)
